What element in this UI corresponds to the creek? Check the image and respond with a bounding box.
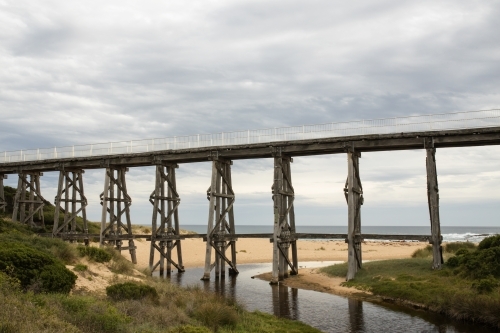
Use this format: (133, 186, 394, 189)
(158, 262, 496, 333)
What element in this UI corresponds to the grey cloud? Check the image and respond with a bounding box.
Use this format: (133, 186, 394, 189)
(1, 0, 499, 225)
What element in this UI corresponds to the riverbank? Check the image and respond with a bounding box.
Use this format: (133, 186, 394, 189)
(254, 240, 500, 329)
(318, 259, 500, 329)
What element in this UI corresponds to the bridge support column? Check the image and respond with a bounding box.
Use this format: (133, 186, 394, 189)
(425, 140, 443, 269)
(345, 147, 363, 281)
(0, 175, 6, 213)
(149, 163, 185, 277)
(12, 172, 45, 228)
(100, 167, 137, 264)
(270, 152, 298, 284)
(201, 156, 238, 280)
(53, 169, 89, 244)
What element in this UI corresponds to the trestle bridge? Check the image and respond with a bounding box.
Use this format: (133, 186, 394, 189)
(1, 110, 499, 282)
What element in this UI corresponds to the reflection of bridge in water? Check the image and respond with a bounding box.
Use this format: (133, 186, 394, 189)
(1, 109, 499, 281)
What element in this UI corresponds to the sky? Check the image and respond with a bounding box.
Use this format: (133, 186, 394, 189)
(1, 0, 499, 227)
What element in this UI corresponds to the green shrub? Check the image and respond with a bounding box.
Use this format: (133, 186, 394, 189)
(0, 244, 76, 293)
(106, 282, 158, 301)
(0, 230, 78, 265)
(446, 256, 461, 268)
(446, 235, 500, 280)
(0, 219, 33, 235)
(30, 236, 78, 264)
(478, 234, 500, 250)
(193, 301, 238, 331)
(77, 246, 112, 263)
(455, 248, 470, 256)
(58, 295, 130, 332)
(472, 277, 498, 294)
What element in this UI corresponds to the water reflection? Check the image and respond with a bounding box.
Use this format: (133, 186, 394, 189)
(271, 284, 298, 319)
(348, 299, 365, 332)
(202, 275, 237, 300)
(155, 263, 495, 333)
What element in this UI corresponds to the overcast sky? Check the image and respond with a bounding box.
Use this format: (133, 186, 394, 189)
(1, 0, 499, 228)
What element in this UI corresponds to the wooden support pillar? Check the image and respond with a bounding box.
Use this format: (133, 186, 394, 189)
(12, 172, 45, 228)
(0, 174, 6, 213)
(53, 169, 89, 244)
(270, 149, 298, 284)
(100, 167, 137, 264)
(201, 154, 238, 280)
(425, 139, 443, 269)
(345, 146, 363, 281)
(149, 163, 185, 277)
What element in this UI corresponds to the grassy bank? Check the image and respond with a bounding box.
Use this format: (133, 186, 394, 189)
(320, 242, 500, 328)
(0, 218, 320, 333)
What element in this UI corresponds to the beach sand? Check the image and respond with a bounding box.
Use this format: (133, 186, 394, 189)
(71, 238, 428, 295)
(132, 237, 428, 270)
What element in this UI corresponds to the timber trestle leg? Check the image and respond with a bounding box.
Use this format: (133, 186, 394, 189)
(345, 147, 363, 281)
(425, 139, 443, 269)
(201, 156, 238, 280)
(0, 174, 7, 213)
(12, 172, 46, 228)
(149, 163, 185, 277)
(270, 152, 298, 285)
(100, 167, 137, 264)
(53, 169, 89, 244)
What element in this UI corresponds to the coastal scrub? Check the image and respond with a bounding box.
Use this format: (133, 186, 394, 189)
(320, 239, 500, 328)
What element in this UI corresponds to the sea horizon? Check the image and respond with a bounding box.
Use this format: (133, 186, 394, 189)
(138, 224, 500, 243)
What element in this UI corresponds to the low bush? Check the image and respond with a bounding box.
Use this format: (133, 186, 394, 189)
(0, 230, 78, 265)
(0, 244, 76, 293)
(446, 235, 500, 280)
(478, 234, 500, 250)
(0, 218, 33, 235)
(106, 282, 158, 302)
(77, 245, 112, 263)
(193, 301, 238, 331)
(56, 295, 130, 332)
(472, 277, 499, 294)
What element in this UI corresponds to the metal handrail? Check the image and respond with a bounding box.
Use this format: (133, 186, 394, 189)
(1, 109, 499, 163)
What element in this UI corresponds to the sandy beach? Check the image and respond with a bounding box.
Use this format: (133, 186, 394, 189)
(131, 237, 428, 270)
(72, 238, 428, 294)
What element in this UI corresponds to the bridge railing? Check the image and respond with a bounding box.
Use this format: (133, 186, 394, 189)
(1, 109, 499, 163)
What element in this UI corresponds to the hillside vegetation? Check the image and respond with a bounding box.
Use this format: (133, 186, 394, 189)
(0, 217, 320, 333)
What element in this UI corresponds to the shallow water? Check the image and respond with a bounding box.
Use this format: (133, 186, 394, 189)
(158, 262, 496, 333)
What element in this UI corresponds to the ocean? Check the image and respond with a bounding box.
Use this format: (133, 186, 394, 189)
(177, 225, 500, 243)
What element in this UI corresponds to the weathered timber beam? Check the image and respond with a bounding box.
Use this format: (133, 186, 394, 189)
(2, 126, 500, 173)
(43, 232, 433, 243)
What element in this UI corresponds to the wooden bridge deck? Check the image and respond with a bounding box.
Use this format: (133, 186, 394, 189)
(1, 126, 500, 173)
